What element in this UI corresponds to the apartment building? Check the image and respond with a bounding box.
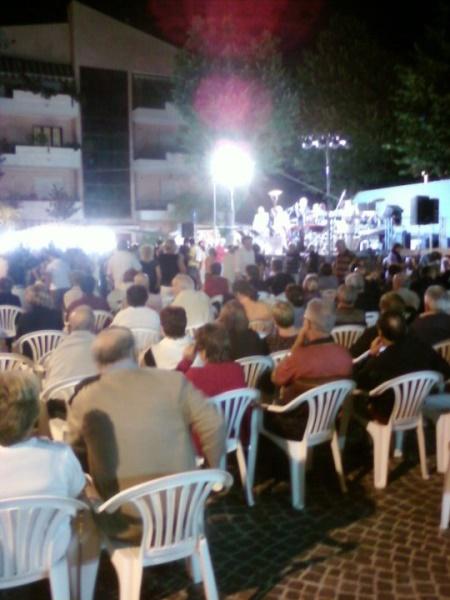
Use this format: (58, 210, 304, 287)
(0, 1, 190, 231)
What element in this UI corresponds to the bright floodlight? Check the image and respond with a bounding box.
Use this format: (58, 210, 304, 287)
(210, 141, 254, 188)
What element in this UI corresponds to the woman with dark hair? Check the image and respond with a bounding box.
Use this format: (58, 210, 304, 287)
(217, 300, 268, 359)
(177, 323, 245, 396)
(15, 283, 63, 339)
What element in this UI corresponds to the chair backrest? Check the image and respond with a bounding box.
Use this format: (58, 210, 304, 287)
(41, 376, 87, 405)
(16, 330, 65, 364)
(369, 370, 442, 427)
(0, 352, 34, 373)
(249, 319, 273, 338)
(270, 349, 290, 368)
(0, 305, 24, 338)
(209, 388, 259, 443)
(235, 355, 273, 388)
(331, 325, 365, 349)
(96, 470, 232, 565)
(433, 339, 450, 364)
(93, 310, 112, 332)
(130, 328, 160, 353)
(365, 311, 379, 327)
(0, 496, 87, 587)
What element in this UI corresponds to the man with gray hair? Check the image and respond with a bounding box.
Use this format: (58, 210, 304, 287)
(410, 285, 450, 346)
(45, 306, 98, 390)
(171, 273, 213, 329)
(67, 327, 225, 536)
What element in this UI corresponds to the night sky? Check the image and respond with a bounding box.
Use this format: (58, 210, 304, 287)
(0, 0, 438, 58)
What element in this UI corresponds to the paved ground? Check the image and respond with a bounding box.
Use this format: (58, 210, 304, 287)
(2, 430, 450, 599)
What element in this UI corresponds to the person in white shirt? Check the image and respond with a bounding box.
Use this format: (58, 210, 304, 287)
(45, 250, 71, 309)
(111, 284, 160, 331)
(141, 306, 191, 369)
(107, 240, 142, 290)
(44, 306, 98, 390)
(171, 274, 213, 329)
(63, 270, 84, 312)
(234, 235, 256, 276)
(0, 370, 100, 600)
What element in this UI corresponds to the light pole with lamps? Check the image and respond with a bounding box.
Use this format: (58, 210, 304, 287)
(210, 141, 255, 242)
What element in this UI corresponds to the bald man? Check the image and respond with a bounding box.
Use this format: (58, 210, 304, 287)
(44, 306, 98, 390)
(67, 327, 225, 539)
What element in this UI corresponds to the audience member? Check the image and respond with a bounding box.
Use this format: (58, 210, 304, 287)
(266, 301, 299, 353)
(156, 239, 186, 300)
(392, 272, 421, 312)
(142, 306, 191, 369)
(235, 235, 256, 277)
(302, 273, 321, 304)
(45, 250, 71, 309)
(233, 280, 272, 322)
(203, 262, 229, 298)
(107, 240, 141, 290)
(63, 271, 84, 312)
(218, 300, 268, 358)
(111, 284, 160, 331)
(335, 284, 366, 326)
(0, 277, 21, 307)
(172, 274, 213, 328)
(333, 239, 354, 283)
(265, 259, 294, 296)
(66, 274, 110, 316)
(285, 283, 305, 328)
(139, 244, 158, 293)
(245, 264, 268, 293)
(410, 285, 450, 346)
(318, 262, 338, 291)
(15, 283, 63, 340)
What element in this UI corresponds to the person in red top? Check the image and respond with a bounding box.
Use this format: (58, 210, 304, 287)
(203, 262, 229, 299)
(267, 297, 353, 440)
(66, 275, 110, 317)
(177, 323, 245, 396)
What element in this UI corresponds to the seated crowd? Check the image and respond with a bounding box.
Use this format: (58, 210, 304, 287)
(2, 236, 450, 596)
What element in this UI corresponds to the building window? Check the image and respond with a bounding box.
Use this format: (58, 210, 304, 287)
(132, 74, 173, 109)
(32, 125, 63, 147)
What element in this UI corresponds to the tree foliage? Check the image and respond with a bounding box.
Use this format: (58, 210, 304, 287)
(293, 15, 400, 200)
(389, 5, 450, 178)
(172, 20, 300, 179)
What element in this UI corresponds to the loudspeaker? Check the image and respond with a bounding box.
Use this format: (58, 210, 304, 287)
(402, 231, 411, 249)
(181, 222, 194, 238)
(413, 196, 439, 225)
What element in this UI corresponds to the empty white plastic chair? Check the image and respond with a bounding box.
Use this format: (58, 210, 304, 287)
(209, 388, 260, 505)
(331, 325, 365, 349)
(0, 496, 88, 599)
(366, 370, 442, 489)
(433, 339, 450, 364)
(130, 328, 160, 353)
(440, 442, 450, 529)
(16, 330, 65, 364)
(247, 379, 355, 509)
(235, 355, 273, 389)
(365, 311, 379, 327)
(270, 349, 291, 368)
(93, 309, 112, 332)
(96, 469, 232, 600)
(41, 376, 87, 441)
(0, 305, 23, 337)
(0, 352, 34, 373)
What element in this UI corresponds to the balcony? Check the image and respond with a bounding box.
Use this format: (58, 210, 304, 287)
(0, 90, 79, 118)
(133, 152, 188, 174)
(132, 103, 182, 126)
(2, 145, 81, 169)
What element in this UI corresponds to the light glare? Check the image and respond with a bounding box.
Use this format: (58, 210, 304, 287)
(210, 141, 254, 188)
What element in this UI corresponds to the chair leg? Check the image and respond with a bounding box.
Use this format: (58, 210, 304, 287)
(368, 423, 391, 489)
(288, 442, 307, 510)
(198, 536, 219, 600)
(436, 415, 450, 474)
(393, 431, 404, 458)
(187, 554, 202, 584)
(416, 419, 429, 480)
(441, 459, 450, 529)
(49, 558, 70, 600)
(338, 393, 354, 450)
(331, 432, 347, 494)
(246, 410, 261, 507)
(110, 548, 143, 600)
(235, 441, 249, 504)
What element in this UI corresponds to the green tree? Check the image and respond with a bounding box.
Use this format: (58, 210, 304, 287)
(173, 22, 300, 180)
(389, 6, 450, 178)
(293, 15, 400, 202)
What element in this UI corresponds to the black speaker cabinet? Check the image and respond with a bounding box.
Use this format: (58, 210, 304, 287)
(414, 196, 439, 225)
(181, 222, 194, 238)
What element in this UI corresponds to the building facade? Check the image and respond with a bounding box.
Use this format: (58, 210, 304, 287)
(0, 1, 190, 231)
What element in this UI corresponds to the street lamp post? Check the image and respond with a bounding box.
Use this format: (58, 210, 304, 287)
(210, 141, 254, 243)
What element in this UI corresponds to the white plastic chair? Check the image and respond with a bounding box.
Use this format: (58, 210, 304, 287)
(331, 325, 365, 349)
(41, 376, 87, 441)
(0, 496, 88, 599)
(433, 339, 450, 364)
(16, 330, 65, 364)
(96, 469, 232, 600)
(436, 413, 450, 473)
(440, 442, 450, 529)
(93, 309, 112, 332)
(235, 355, 273, 389)
(0, 352, 34, 372)
(130, 328, 160, 353)
(249, 319, 273, 338)
(365, 311, 379, 327)
(270, 349, 291, 368)
(247, 379, 355, 509)
(366, 370, 442, 489)
(209, 388, 260, 505)
(352, 349, 370, 365)
(0, 305, 23, 337)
